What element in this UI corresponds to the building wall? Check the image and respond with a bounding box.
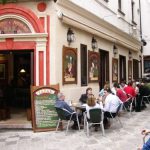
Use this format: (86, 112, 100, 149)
(0, 0, 142, 102)
(140, 0, 150, 76)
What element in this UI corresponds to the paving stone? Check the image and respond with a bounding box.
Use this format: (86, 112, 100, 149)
(0, 105, 150, 150)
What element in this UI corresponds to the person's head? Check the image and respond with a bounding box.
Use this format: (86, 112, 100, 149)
(87, 96, 96, 107)
(113, 82, 120, 89)
(120, 80, 126, 86)
(128, 80, 133, 86)
(86, 87, 92, 95)
(104, 81, 110, 89)
(57, 92, 65, 101)
(103, 87, 112, 96)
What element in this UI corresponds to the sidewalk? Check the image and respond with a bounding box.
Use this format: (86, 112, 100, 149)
(0, 105, 150, 150)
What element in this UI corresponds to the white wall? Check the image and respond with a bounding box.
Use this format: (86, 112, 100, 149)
(141, 0, 150, 56)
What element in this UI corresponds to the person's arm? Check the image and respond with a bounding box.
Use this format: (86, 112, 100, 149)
(63, 102, 74, 113)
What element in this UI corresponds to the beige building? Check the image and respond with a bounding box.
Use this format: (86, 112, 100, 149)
(0, 0, 142, 121)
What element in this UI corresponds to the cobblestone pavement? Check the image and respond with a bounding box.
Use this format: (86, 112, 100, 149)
(0, 105, 150, 150)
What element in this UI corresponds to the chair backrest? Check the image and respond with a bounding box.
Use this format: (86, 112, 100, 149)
(55, 107, 67, 120)
(89, 108, 102, 123)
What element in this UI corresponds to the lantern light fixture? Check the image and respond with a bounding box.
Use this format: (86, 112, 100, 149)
(129, 51, 132, 59)
(91, 36, 98, 50)
(113, 44, 118, 55)
(67, 28, 75, 45)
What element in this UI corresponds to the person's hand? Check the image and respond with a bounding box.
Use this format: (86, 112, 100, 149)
(141, 129, 150, 135)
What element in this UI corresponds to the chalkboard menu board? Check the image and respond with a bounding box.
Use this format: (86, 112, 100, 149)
(31, 84, 59, 132)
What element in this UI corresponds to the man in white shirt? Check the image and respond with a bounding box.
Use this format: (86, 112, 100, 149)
(99, 87, 122, 128)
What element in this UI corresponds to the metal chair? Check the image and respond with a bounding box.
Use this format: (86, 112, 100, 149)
(55, 107, 80, 135)
(123, 97, 135, 114)
(141, 95, 150, 106)
(84, 108, 105, 137)
(108, 103, 123, 127)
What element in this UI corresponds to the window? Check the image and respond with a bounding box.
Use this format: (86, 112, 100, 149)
(80, 44, 87, 86)
(131, 0, 135, 22)
(118, 0, 122, 10)
(144, 56, 150, 73)
(119, 55, 126, 82)
(133, 59, 139, 80)
(118, 0, 125, 16)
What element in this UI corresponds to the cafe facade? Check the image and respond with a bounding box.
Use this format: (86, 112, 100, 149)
(0, 0, 141, 126)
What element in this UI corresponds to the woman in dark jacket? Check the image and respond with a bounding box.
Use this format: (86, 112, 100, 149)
(79, 87, 93, 104)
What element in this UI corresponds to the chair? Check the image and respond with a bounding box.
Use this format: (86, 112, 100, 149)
(123, 97, 135, 114)
(84, 108, 105, 137)
(55, 107, 80, 135)
(141, 95, 150, 106)
(108, 103, 123, 127)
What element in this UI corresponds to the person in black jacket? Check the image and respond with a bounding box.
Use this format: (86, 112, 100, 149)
(79, 87, 93, 104)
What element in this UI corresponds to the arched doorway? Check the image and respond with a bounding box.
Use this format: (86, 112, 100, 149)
(0, 4, 48, 128)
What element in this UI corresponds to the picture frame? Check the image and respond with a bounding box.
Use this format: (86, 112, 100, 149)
(62, 46, 77, 84)
(128, 60, 132, 80)
(0, 64, 5, 79)
(112, 58, 118, 82)
(88, 50, 99, 83)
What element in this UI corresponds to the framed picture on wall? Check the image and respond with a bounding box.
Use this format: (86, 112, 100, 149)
(128, 60, 132, 80)
(0, 64, 5, 79)
(88, 50, 99, 83)
(62, 46, 77, 84)
(112, 58, 118, 82)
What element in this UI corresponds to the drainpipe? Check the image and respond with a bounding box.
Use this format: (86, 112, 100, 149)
(139, 0, 143, 79)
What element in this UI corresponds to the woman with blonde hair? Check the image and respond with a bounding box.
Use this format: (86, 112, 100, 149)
(85, 96, 102, 131)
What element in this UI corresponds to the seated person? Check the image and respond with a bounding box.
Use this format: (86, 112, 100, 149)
(113, 83, 131, 110)
(79, 87, 93, 104)
(55, 92, 82, 129)
(138, 129, 150, 150)
(99, 87, 123, 128)
(85, 96, 102, 131)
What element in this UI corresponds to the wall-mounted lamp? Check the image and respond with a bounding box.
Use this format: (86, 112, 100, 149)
(113, 44, 118, 55)
(67, 28, 75, 45)
(91, 36, 98, 50)
(141, 39, 147, 46)
(139, 55, 142, 62)
(129, 51, 132, 59)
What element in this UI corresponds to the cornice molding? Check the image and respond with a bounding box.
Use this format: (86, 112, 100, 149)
(57, 0, 141, 51)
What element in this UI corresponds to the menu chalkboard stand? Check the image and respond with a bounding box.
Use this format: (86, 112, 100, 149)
(31, 84, 59, 132)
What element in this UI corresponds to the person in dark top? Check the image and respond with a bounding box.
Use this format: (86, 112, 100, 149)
(55, 92, 81, 129)
(79, 87, 93, 104)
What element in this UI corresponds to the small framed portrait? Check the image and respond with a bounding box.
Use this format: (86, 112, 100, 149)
(128, 60, 132, 80)
(88, 51, 99, 83)
(0, 64, 5, 79)
(112, 58, 118, 82)
(62, 46, 77, 84)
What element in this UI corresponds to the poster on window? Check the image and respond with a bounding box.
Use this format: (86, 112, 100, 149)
(128, 60, 132, 80)
(112, 58, 118, 82)
(62, 46, 77, 84)
(88, 51, 99, 83)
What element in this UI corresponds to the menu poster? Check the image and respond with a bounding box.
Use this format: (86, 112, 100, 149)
(31, 84, 59, 132)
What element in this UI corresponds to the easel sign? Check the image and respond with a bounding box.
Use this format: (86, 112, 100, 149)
(31, 84, 59, 132)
